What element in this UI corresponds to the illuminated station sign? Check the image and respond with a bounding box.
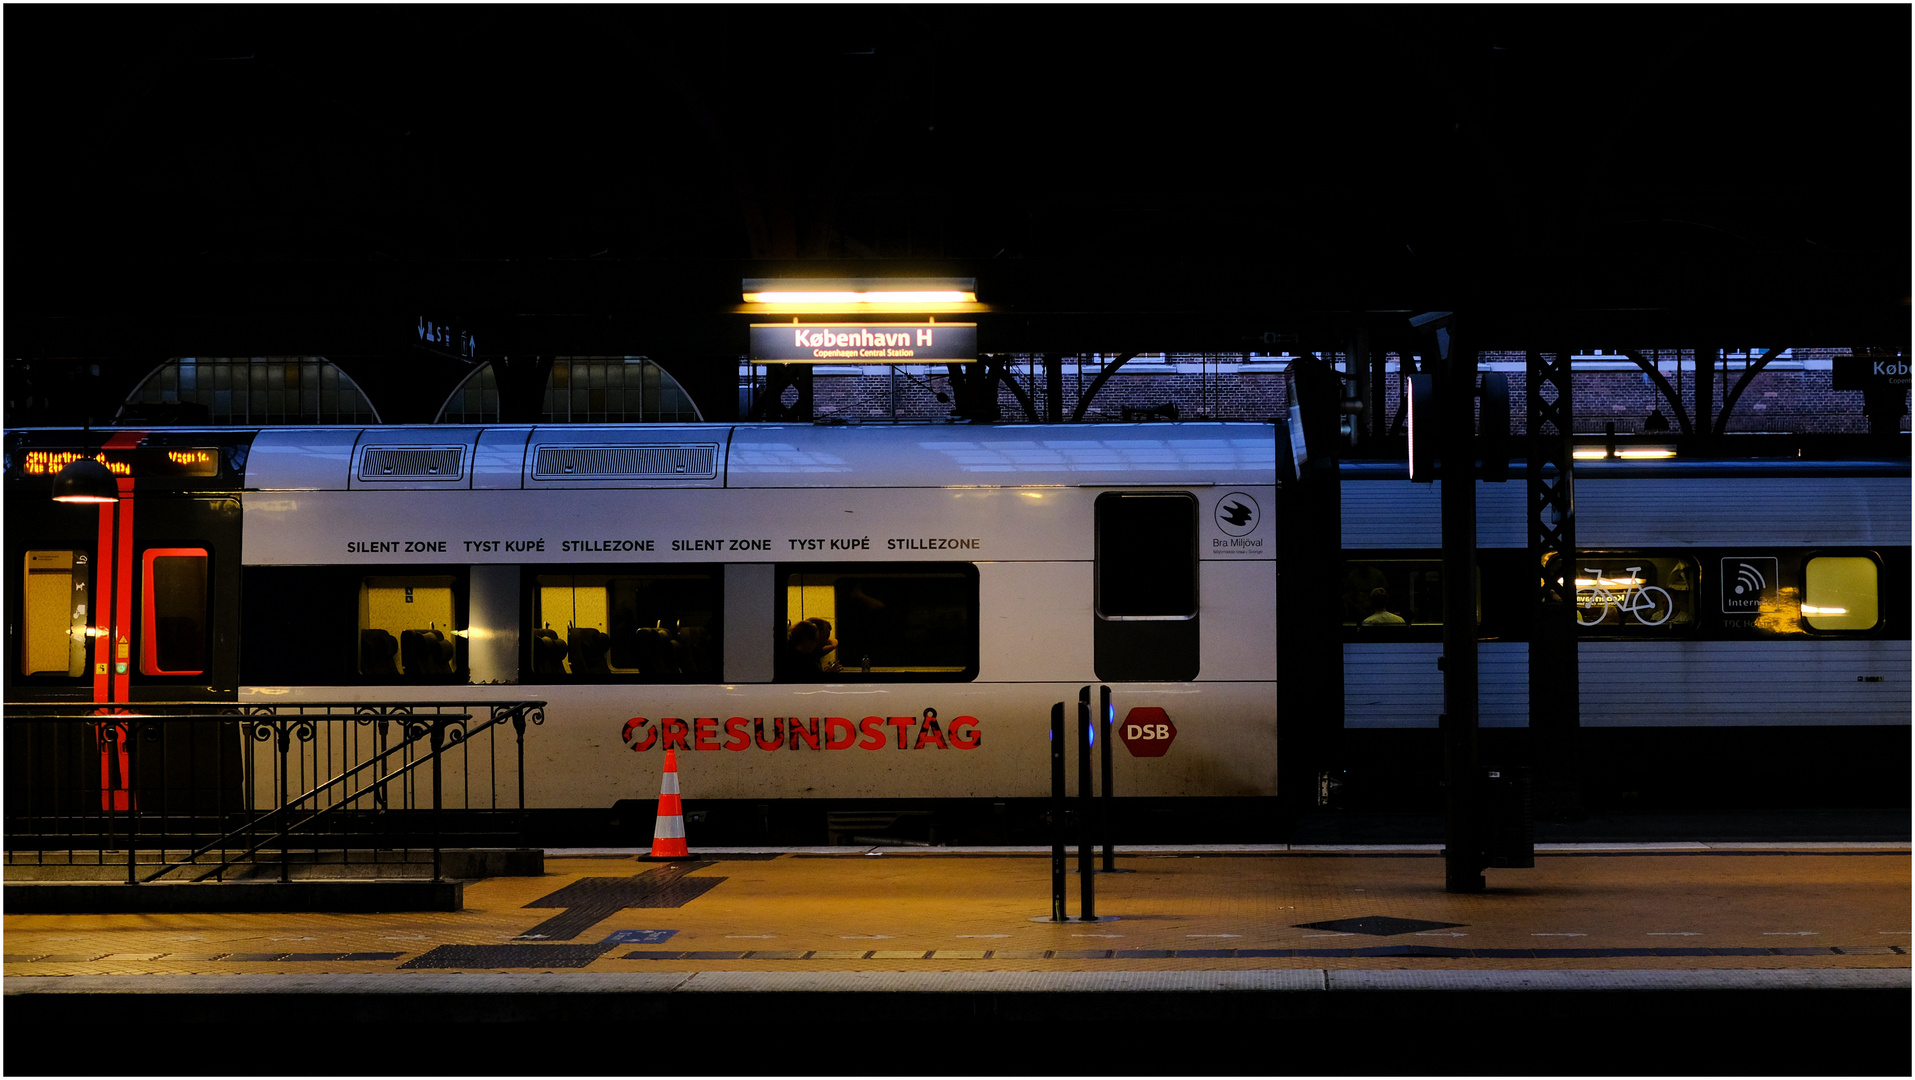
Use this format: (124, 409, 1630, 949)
(1832, 353, 1910, 391)
(751, 323, 977, 364)
(19, 448, 220, 480)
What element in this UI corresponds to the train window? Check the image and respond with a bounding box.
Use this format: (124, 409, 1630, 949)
(529, 570, 722, 681)
(20, 550, 90, 677)
(1095, 493, 1197, 619)
(777, 564, 978, 682)
(358, 575, 463, 678)
(1574, 554, 1698, 632)
(1343, 559, 1443, 627)
(141, 548, 208, 676)
(1094, 492, 1199, 681)
(1803, 557, 1878, 631)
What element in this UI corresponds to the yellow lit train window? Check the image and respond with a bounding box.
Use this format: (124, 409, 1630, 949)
(1803, 557, 1878, 631)
(142, 548, 208, 675)
(780, 567, 976, 680)
(21, 550, 90, 677)
(532, 572, 721, 679)
(358, 575, 460, 676)
(533, 574, 610, 676)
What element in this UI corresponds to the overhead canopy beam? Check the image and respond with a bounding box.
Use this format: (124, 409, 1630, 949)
(1071, 353, 1141, 422)
(1714, 347, 1787, 436)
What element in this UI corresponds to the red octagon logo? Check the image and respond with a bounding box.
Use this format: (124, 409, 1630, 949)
(1118, 707, 1177, 758)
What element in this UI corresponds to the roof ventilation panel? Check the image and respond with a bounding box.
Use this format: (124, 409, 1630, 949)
(532, 444, 718, 481)
(359, 446, 467, 481)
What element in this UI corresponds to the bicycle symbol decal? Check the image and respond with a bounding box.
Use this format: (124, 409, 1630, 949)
(1576, 566, 1673, 627)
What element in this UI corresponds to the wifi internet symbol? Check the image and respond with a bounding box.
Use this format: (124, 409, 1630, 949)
(1733, 562, 1767, 596)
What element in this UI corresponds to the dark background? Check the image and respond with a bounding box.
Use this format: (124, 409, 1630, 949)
(7, 5, 1908, 346)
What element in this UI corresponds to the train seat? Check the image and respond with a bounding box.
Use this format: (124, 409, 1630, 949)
(400, 629, 454, 675)
(360, 629, 399, 675)
(606, 629, 642, 670)
(567, 627, 609, 673)
(531, 628, 568, 674)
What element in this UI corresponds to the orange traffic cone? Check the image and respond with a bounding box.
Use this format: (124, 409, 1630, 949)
(640, 748, 693, 861)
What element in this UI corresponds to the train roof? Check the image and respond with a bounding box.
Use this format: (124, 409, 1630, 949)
(1338, 457, 1911, 481)
(9, 425, 1903, 492)
(6, 422, 1280, 491)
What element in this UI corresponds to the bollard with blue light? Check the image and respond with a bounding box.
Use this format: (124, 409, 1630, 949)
(1077, 686, 1094, 920)
(1048, 686, 1123, 921)
(1050, 701, 1067, 921)
(1099, 685, 1128, 873)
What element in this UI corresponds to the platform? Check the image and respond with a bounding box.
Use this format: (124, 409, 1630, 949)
(6, 842, 1909, 1076)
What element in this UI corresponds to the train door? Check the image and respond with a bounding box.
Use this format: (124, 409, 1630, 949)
(7, 433, 245, 814)
(1093, 491, 1200, 681)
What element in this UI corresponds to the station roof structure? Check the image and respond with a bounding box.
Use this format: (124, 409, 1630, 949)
(5, 5, 1909, 421)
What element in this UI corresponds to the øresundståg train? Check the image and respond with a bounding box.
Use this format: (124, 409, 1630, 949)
(6, 423, 1278, 841)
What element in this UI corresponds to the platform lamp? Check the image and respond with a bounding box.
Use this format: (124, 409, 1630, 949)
(53, 364, 121, 503)
(52, 455, 120, 503)
(740, 278, 978, 309)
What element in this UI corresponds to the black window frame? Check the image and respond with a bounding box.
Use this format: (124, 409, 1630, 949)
(774, 561, 980, 684)
(1571, 549, 1702, 638)
(1797, 548, 1887, 637)
(1338, 550, 1524, 643)
(1094, 491, 1199, 621)
(238, 565, 471, 686)
(520, 563, 725, 684)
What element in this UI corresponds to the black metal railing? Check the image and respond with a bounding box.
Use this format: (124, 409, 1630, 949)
(3, 700, 545, 883)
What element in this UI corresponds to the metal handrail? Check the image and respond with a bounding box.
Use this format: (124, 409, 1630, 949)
(139, 713, 477, 884)
(4, 700, 545, 884)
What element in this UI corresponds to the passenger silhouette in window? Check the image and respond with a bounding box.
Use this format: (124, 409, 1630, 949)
(1362, 588, 1407, 627)
(1343, 565, 1389, 623)
(787, 617, 841, 674)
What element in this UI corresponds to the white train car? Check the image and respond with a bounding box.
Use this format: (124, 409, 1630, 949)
(230, 423, 1279, 821)
(1337, 457, 1911, 810)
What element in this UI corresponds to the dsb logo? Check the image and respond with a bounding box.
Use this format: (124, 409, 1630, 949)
(1119, 707, 1178, 758)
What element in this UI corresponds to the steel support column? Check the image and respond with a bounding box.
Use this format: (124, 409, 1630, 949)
(1277, 355, 1343, 821)
(1436, 328, 1482, 893)
(1527, 348, 1580, 819)
(1693, 346, 1716, 447)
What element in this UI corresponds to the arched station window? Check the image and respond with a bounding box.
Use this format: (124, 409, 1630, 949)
(117, 358, 378, 425)
(437, 357, 702, 423)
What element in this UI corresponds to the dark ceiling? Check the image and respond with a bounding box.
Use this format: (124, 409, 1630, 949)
(7, 4, 1911, 355)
